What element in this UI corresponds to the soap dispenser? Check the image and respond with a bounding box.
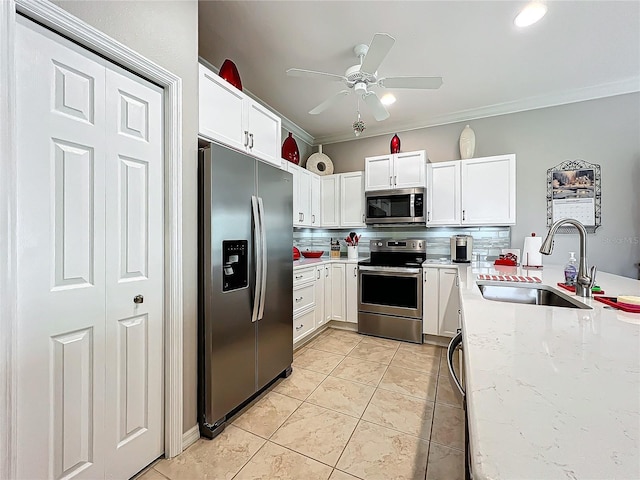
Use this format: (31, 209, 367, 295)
(564, 252, 578, 286)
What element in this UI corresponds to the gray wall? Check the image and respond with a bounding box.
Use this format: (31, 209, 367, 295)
(52, 0, 200, 433)
(322, 93, 640, 278)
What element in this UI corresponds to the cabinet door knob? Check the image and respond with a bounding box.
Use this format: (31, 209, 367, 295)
(244, 130, 249, 147)
(249, 133, 254, 149)
(133, 294, 144, 304)
(462, 209, 466, 221)
(389, 176, 393, 186)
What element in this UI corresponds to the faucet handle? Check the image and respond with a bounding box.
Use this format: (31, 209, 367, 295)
(589, 265, 597, 289)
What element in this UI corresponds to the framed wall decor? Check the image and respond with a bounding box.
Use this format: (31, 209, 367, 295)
(546, 159, 601, 233)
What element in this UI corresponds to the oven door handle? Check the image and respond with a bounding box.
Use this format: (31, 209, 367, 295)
(359, 266, 422, 274)
(447, 330, 465, 398)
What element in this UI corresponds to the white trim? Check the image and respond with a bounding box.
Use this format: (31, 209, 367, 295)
(198, 56, 315, 146)
(0, 1, 17, 478)
(182, 424, 200, 450)
(1, 2, 184, 477)
(314, 77, 640, 144)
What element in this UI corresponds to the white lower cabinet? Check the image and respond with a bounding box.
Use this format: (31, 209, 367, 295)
(423, 267, 460, 337)
(438, 269, 461, 337)
(314, 265, 325, 328)
(330, 263, 346, 321)
(293, 266, 316, 343)
(293, 261, 359, 345)
(293, 309, 315, 343)
(345, 263, 359, 323)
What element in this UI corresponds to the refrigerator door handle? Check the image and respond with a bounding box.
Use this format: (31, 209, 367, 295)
(251, 195, 262, 323)
(257, 196, 268, 320)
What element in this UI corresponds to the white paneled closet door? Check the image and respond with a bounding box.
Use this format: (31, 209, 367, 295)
(104, 65, 164, 478)
(15, 16, 163, 480)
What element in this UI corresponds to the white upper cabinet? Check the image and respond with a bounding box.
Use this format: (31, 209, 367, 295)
(339, 172, 365, 227)
(427, 154, 516, 226)
(288, 162, 313, 227)
(321, 175, 340, 228)
(394, 151, 427, 189)
(364, 154, 394, 191)
(364, 150, 426, 191)
(198, 63, 281, 166)
(199, 64, 245, 152)
(461, 154, 516, 225)
(246, 100, 281, 166)
(311, 174, 321, 227)
(427, 161, 461, 226)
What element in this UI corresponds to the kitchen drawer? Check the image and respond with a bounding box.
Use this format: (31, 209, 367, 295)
(293, 283, 315, 314)
(293, 266, 316, 286)
(293, 308, 315, 342)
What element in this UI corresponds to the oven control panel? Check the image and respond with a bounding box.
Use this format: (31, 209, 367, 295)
(370, 238, 426, 253)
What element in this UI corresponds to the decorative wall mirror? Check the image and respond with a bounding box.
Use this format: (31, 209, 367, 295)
(546, 159, 601, 233)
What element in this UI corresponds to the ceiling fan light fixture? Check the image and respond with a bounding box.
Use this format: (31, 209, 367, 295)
(514, 2, 547, 27)
(353, 113, 366, 137)
(380, 93, 396, 106)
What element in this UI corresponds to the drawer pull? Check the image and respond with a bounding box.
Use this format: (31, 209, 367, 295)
(295, 296, 303, 302)
(295, 274, 303, 279)
(295, 324, 304, 331)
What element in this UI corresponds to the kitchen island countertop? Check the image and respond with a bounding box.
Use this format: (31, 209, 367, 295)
(458, 263, 640, 479)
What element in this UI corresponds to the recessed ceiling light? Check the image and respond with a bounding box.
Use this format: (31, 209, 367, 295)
(380, 93, 396, 106)
(514, 2, 547, 27)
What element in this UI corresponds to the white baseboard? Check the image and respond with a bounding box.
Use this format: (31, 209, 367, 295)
(182, 424, 200, 450)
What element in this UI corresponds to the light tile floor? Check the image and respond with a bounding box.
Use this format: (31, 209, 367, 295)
(138, 328, 464, 480)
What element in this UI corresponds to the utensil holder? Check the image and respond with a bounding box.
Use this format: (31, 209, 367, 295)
(347, 245, 358, 260)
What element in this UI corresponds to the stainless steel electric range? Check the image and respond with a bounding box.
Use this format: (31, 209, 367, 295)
(357, 239, 426, 343)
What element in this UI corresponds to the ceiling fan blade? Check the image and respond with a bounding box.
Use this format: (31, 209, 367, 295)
(379, 76, 443, 89)
(287, 68, 347, 82)
(360, 33, 395, 74)
(309, 90, 350, 115)
(363, 92, 390, 121)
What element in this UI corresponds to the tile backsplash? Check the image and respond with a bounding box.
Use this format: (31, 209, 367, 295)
(294, 226, 511, 261)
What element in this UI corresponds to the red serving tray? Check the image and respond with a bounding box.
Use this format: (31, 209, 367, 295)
(594, 296, 640, 313)
(557, 283, 604, 295)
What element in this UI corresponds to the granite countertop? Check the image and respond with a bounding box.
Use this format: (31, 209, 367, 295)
(457, 263, 640, 479)
(293, 256, 364, 269)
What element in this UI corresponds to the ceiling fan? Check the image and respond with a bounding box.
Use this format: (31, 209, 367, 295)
(286, 33, 443, 122)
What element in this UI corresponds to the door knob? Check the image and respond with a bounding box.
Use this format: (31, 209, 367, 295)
(133, 295, 144, 304)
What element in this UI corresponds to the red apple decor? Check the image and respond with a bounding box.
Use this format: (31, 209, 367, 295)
(390, 133, 401, 154)
(219, 59, 242, 90)
(282, 132, 300, 165)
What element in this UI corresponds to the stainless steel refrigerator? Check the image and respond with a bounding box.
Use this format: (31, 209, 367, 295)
(198, 142, 293, 439)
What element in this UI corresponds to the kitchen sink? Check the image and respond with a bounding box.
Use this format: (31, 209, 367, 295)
(477, 282, 592, 309)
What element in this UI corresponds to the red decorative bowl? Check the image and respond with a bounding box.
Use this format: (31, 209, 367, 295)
(293, 246, 300, 260)
(219, 59, 242, 91)
(301, 250, 324, 258)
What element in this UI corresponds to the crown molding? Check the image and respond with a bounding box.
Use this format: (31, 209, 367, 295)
(314, 77, 640, 145)
(198, 56, 315, 146)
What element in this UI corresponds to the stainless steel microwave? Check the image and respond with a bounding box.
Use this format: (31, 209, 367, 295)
(365, 187, 426, 225)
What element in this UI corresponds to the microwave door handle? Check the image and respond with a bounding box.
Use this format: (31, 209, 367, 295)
(251, 196, 262, 323)
(410, 193, 415, 218)
(257, 197, 267, 321)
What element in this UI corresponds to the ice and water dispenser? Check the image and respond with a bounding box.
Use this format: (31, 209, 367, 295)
(222, 240, 248, 292)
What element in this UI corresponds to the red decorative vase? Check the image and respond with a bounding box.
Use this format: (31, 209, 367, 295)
(219, 59, 242, 91)
(390, 134, 401, 154)
(282, 132, 300, 165)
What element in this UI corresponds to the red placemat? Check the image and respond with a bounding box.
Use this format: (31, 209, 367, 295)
(557, 283, 605, 295)
(594, 296, 640, 313)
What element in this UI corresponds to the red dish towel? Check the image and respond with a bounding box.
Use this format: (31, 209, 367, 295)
(477, 274, 542, 283)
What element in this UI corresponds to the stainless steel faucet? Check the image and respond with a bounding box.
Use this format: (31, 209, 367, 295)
(539, 218, 597, 298)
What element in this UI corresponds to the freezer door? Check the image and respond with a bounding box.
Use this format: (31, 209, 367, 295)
(256, 161, 293, 390)
(200, 144, 258, 425)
